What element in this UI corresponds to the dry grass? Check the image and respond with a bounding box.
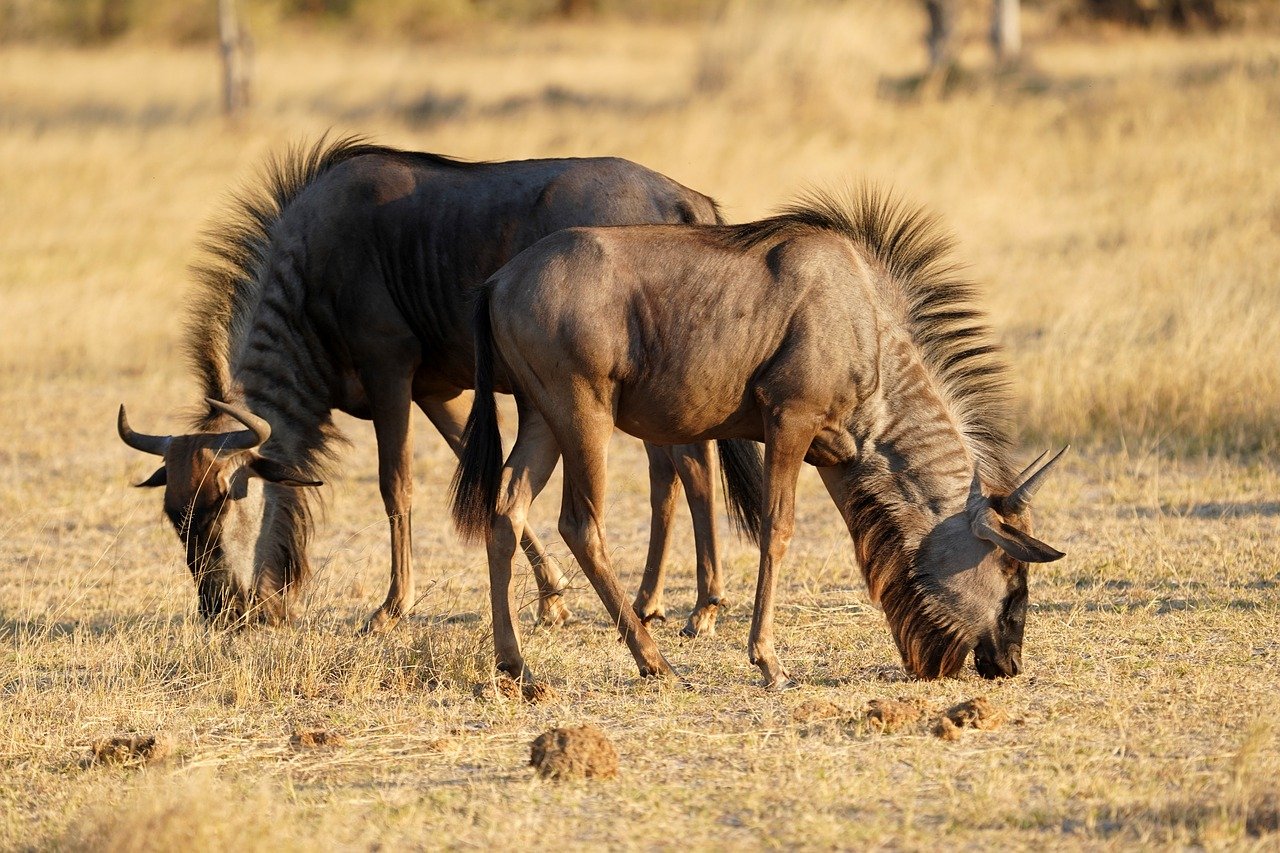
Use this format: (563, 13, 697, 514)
(2, 2, 1279, 848)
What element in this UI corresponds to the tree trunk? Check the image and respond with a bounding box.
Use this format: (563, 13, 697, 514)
(923, 0, 957, 74)
(218, 0, 252, 117)
(991, 0, 1021, 64)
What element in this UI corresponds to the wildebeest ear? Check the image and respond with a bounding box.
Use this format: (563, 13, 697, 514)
(975, 518, 1065, 564)
(248, 457, 322, 488)
(134, 466, 168, 488)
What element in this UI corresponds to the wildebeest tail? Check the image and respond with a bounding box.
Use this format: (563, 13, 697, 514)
(449, 287, 504, 544)
(717, 439, 763, 545)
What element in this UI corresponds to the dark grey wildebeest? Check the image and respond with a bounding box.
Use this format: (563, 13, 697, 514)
(452, 188, 1067, 688)
(117, 136, 760, 633)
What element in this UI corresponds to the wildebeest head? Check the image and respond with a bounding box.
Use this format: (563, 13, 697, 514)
(117, 398, 320, 624)
(893, 448, 1068, 681)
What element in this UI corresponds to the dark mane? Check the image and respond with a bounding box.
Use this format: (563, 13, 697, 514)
(182, 134, 435, 606)
(723, 186, 1014, 489)
(846, 482, 972, 678)
(727, 188, 1020, 677)
(185, 135, 486, 424)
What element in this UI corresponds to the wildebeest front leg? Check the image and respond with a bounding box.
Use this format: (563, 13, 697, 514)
(556, 417, 676, 680)
(633, 442, 681, 625)
(748, 423, 809, 690)
(671, 441, 723, 638)
(633, 442, 723, 637)
(486, 406, 562, 682)
(362, 370, 417, 634)
(420, 394, 572, 627)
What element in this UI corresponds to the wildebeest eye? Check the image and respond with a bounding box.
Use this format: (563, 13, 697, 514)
(999, 583, 1027, 633)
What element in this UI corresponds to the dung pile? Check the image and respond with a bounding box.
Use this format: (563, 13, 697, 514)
(475, 676, 559, 705)
(933, 697, 1007, 741)
(865, 698, 928, 733)
(86, 734, 170, 768)
(529, 724, 619, 781)
(791, 700, 846, 725)
(290, 729, 346, 749)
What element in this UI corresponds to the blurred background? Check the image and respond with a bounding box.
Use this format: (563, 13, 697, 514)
(2, 0, 1278, 459)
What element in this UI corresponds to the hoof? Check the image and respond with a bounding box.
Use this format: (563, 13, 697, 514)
(360, 607, 401, 635)
(680, 605, 719, 639)
(638, 661, 679, 681)
(639, 609, 667, 626)
(763, 675, 800, 692)
(536, 594, 573, 628)
(496, 660, 536, 685)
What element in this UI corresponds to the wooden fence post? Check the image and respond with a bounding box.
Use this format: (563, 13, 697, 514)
(218, 0, 252, 118)
(922, 0, 957, 75)
(991, 0, 1021, 64)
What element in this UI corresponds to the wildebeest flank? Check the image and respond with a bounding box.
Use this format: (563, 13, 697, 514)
(452, 187, 1067, 687)
(118, 136, 762, 633)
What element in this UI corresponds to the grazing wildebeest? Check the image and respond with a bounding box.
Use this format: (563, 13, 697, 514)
(116, 136, 761, 633)
(452, 188, 1067, 688)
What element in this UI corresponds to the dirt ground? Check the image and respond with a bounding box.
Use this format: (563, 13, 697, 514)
(2, 3, 1279, 848)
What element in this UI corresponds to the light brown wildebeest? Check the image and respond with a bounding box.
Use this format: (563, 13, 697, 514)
(116, 136, 761, 632)
(451, 188, 1067, 688)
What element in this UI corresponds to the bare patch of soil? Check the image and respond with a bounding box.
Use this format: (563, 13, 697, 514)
(530, 724, 619, 781)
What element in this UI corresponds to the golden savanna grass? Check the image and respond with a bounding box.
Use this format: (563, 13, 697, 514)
(1, 2, 1279, 848)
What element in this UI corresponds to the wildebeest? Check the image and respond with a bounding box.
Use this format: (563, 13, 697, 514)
(452, 188, 1067, 687)
(116, 136, 760, 633)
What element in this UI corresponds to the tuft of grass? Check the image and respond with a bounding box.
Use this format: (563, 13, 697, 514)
(56, 771, 326, 853)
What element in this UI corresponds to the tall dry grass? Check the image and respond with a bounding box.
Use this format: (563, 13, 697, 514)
(2, 2, 1278, 454)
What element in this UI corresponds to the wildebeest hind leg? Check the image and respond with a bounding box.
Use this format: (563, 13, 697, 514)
(555, 414, 676, 681)
(419, 394, 572, 627)
(486, 405, 562, 682)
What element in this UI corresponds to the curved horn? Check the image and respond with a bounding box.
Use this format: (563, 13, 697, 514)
(117, 405, 171, 457)
(1013, 450, 1049, 486)
(1003, 445, 1070, 515)
(205, 398, 271, 451)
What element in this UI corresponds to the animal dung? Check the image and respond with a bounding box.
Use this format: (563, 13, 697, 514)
(529, 725, 619, 781)
(865, 698, 928, 733)
(791, 699, 847, 725)
(932, 696, 1007, 740)
(87, 734, 170, 767)
(474, 676, 559, 704)
(290, 729, 346, 750)
(934, 716, 963, 741)
(522, 682, 559, 704)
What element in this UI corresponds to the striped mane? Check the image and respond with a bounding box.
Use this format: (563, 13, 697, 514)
(184, 135, 480, 428)
(724, 186, 1015, 487)
(725, 187, 1019, 677)
(181, 135, 404, 604)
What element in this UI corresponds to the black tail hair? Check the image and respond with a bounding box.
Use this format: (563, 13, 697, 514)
(717, 439, 764, 545)
(449, 288, 505, 543)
